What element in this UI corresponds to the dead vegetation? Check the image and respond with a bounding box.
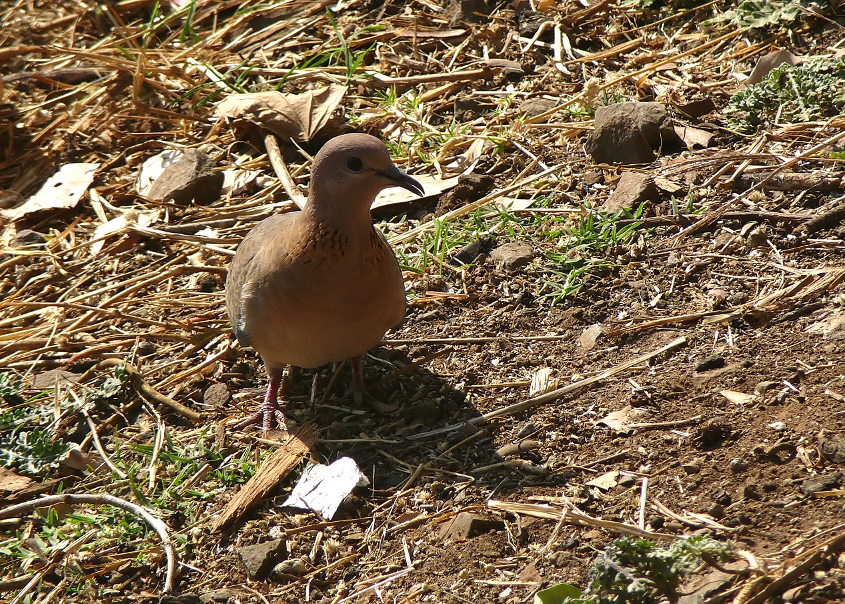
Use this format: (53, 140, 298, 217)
(2, 0, 845, 602)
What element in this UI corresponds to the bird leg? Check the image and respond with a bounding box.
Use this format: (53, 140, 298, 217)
(347, 355, 397, 413)
(234, 367, 289, 432)
(349, 355, 367, 405)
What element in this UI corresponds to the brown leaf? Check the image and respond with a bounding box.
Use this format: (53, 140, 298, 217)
(1, 163, 99, 222)
(216, 85, 347, 142)
(0, 467, 33, 493)
(746, 48, 801, 86)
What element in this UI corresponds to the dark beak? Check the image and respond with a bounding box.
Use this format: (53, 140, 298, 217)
(378, 165, 425, 197)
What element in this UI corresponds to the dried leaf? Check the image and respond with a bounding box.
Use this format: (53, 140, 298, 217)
(529, 367, 556, 397)
(599, 405, 632, 432)
(579, 324, 603, 349)
(216, 85, 347, 142)
(746, 48, 800, 86)
(372, 173, 457, 209)
(0, 466, 34, 493)
(720, 390, 756, 406)
(1, 163, 99, 222)
(586, 471, 621, 490)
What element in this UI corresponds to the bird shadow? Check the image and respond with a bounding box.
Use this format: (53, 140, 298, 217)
(242, 345, 517, 495)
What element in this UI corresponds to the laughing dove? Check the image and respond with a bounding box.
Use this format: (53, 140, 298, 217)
(225, 133, 424, 430)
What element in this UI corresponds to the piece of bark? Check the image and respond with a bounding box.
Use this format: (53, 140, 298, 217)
(211, 424, 317, 531)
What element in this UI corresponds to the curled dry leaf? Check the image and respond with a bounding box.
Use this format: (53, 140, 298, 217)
(1, 163, 99, 222)
(216, 85, 347, 142)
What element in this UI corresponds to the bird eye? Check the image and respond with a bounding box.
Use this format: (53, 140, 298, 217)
(346, 156, 363, 172)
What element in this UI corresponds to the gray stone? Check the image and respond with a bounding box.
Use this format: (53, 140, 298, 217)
(519, 98, 557, 118)
(237, 538, 287, 580)
(800, 472, 842, 495)
(603, 172, 658, 213)
(147, 148, 223, 205)
(755, 381, 780, 395)
(203, 383, 231, 408)
(490, 241, 535, 271)
(586, 102, 684, 165)
(586, 113, 655, 165)
(821, 434, 845, 464)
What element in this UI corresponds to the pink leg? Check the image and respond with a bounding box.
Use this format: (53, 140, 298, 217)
(349, 355, 366, 404)
(234, 367, 288, 431)
(346, 355, 395, 413)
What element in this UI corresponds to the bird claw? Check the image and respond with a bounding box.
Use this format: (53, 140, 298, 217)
(345, 387, 397, 414)
(233, 404, 288, 433)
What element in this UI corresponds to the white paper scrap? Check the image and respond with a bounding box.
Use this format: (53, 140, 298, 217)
(282, 457, 369, 520)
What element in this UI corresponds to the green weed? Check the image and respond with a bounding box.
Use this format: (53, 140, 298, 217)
(725, 57, 845, 132)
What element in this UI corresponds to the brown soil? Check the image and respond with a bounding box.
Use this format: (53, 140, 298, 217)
(2, 1, 845, 603)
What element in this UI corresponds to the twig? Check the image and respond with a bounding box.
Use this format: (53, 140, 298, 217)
(264, 133, 307, 210)
(0, 493, 177, 594)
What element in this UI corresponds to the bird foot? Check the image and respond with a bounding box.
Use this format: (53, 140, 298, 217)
(233, 369, 290, 433)
(345, 387, 397, 414)
(233, 404, 288, 433)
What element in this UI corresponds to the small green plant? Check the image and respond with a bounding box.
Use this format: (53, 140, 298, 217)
(0, 371, 25, 406)
(541, 206, 643, 304)
(702, 0, 824, 29)
(537, 535, 735, 604)
(325, 10, 381, 84)
(0, 407, 70, 476)
(725, 57, 845, 132)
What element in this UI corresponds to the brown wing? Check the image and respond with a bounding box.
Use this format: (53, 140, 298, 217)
(225, 212, 299, 348)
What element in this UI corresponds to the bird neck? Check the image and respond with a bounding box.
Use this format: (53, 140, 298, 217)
(302, 192, 376, 232)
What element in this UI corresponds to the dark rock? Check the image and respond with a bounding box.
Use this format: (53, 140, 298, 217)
(237, 538, 287, 580)
(707, 503, 725, 519)
(729, 458, 748, 473)
(147, 148, 224, 205)
(435, 173, 496, 216)
(517, 423, 537, 439)
(603, 172, 658, 213)
(200, 590, 239, 604)
(755, 381, 780, 395)
(582, 170, 604, 186)
(618, 474, 638, 488)
(742, 483, 762, 500)
(586, 113, 655, 165)
(519, 98, 556, 118)
(600, 102, 683, 154)
(10, 229, 47, 247)
(648, 515, 665, 529)
(800, 472, 842, 495)
(137, 340, 157, 356)
(695, 356, 725, 372)
(490, 241, 535, 271)
(452, 235, 496, 264)
(439, 512, 504, 540)
(821, 433, 845, 464)
(204, 383, 231, 408)
(682, 460, 701, 474)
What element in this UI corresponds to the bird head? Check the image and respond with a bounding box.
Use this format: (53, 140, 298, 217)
(307, 133, 424, 220)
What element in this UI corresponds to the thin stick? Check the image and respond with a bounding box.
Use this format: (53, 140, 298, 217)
(264, 133, 307, 210)
(0, 493, 177, 594)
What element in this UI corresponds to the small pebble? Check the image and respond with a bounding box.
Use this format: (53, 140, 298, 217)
(729, 458, 748, 473)
(517, 423, 537, 439)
